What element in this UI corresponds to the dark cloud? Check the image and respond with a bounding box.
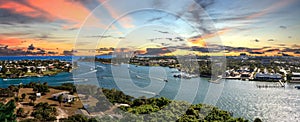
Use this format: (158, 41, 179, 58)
(0, 45, 58, 56)
(249, 52, 264, 54)
(63, 50, 74, 56)
(0, 32, 32, 36)
(149, 0, 216, 35)
(144, 48, 172, 55)
(175, 37, 185, 41)
(146, 16, 164, 23)
(254, 39, 260, 42)
(27, 44, 35, 50)
(277, 44, 286, 47)
(279, 26, 287, 29)
(0, 8, 51, 25)
(264, 49, 280, 52)
(288, 36, 292, 38)
(85, 35, 112, 38)
(69, 0, 101, 11)
(154, 30, 169, 34)
(294, 51, 300, 54)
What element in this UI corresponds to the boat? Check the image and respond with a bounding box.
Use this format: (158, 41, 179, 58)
(295, 86, 300, 89)
(3, 79, 8, 81)
(136, 75, 143, 79)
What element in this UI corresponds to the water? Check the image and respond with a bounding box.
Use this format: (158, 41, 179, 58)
(0, 57, 299, 121)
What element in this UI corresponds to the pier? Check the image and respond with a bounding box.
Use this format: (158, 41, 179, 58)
(256, 80, 285, 88)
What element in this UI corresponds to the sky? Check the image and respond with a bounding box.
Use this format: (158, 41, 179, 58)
(0, 0, 299, 56)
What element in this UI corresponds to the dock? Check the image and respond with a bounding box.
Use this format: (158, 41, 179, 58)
(256, 80, 285, 88)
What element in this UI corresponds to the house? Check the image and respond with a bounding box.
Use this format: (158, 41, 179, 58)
(25, 66, 35, 73)
(37, 66, 47, 72)
(52, 91, 77, 103)
(36, 93, 41, 98)
(290, 72, 300, 83)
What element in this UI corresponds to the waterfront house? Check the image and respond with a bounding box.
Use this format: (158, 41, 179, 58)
(25, 66, 35, 73)
(291, 72, 300, 83)
(37, 66, 47, 72)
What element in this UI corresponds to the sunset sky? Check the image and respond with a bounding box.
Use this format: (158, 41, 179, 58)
(0, 0, 299, 56)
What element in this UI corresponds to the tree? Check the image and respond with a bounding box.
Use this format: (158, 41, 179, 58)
(21, 93, 26, 100)
(58, 94, 64, 106)
(0, 100, 16, 121)
(14, 97, 19, 102)
(254, 118, 262, 122)
(16, 108, 27, 118)
(31, 102, 57, 121)
(29, 95, 37, 105)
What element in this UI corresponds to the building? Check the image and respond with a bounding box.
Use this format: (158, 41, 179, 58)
(254, 73, 282, 81)
(36, 93, 41, 98)
(51, 91, 77, 103)
(290, 72, 300, 83)
(37, 66, 47, 72)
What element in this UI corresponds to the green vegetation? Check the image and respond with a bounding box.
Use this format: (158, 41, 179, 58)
(0, 100, 16, 122)
(75, 85, 249, 122)
(31, 102, 58, 121)
(50, 83, 77, 94)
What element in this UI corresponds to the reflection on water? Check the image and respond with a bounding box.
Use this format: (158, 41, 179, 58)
(1, 62, 299, 121)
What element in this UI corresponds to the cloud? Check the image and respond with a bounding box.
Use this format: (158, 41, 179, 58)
(0, 32, 32, 37)
(154, 30, 169, 34)
(188, 28, 229, 46)
(97, 0, 135, 29)
(279, 25, 287, 29)
(249, 52, 264, 54)
(144, 47, 172, 55)
(268, 39, 275, 41)
(0, 8, 51, 25)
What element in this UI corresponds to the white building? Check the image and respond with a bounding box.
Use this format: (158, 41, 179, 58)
(291, 72, 300, 83)
(52, 91, 77, 103)
(37, 66, 47, 72)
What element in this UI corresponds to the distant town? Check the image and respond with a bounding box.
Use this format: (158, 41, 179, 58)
(91, 53, 300, 84)
(0, 60, 72, 79)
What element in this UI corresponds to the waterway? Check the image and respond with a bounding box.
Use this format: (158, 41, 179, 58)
(0, 60, 299, 121)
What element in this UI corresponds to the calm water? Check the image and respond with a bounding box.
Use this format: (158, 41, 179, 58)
(0, 58, 299, 121)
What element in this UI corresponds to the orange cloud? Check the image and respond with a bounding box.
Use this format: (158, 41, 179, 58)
(0, 1, 52, 20)
(188, 28, 230, 47)
(0, 36, 24, 47)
